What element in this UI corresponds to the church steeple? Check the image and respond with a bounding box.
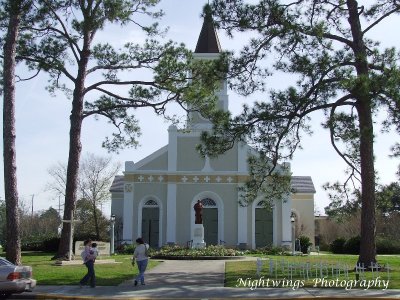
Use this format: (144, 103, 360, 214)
(189, 4, 228, 130)
(195, 4, 221, 53)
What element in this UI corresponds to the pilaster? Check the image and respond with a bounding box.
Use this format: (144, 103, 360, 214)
(166, 183, 177, 244)
(122, 183, 134, 243)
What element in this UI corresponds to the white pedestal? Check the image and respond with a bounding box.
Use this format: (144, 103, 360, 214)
(192, 224, 206, 248)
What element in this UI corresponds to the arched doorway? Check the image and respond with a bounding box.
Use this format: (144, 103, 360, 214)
(201, 198, 218, 246)
(255, 200, 273, 248)
(141, 199, 159, 248)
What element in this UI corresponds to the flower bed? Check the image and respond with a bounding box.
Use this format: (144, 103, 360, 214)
(150, 244, 243, 259)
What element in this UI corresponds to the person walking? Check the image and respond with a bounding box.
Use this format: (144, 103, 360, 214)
(79, 239, 97, 288)
(132, 237, 149, 286)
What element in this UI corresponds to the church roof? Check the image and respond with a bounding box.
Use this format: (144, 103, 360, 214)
(110, 175, 124, 192)
(291, 176, 316, 193)
(194, 4, 221, 53)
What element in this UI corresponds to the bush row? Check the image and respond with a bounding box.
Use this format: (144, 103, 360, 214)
(330, 236, 400, 254)
(19, 236, 60, 252)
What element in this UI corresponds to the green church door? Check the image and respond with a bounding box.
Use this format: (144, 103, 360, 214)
(142, 207, 159, 248)
(203, 208, 218, 245)
(255, 208, 273, 248)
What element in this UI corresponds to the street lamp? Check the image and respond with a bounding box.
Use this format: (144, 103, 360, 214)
(291, 215, 295, 255)
(110, 214, 115, 255)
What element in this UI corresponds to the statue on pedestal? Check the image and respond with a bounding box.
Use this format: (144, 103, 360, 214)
(194, 200, 203, 224)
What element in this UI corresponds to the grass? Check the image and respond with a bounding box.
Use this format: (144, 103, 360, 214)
(7, 251, 400, 289)
(19, 252, 160, 286)
(225, 254, 400, 289)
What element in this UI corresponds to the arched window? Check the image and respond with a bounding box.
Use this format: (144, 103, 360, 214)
(144, 199, 158, 207)
(256, 200, 266, 208)
(256, 200, 274, 209)
(201, 198, 216, 207)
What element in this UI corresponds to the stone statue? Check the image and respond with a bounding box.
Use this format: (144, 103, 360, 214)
(194, 200, 203, 224)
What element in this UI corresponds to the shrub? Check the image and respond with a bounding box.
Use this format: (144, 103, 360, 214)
(152, 244, 240, 257)
(343, 236, 360, 254)
(116, 243, 135, 254)
(41, 237, 60, 252)
(244, 245, 289, 256)
(319, 242, 330, 252)
(330, 237, 346, 254)
(21, 234, 60, 251)
(377, 237, 400, 254)
(299, 235, 312, 254)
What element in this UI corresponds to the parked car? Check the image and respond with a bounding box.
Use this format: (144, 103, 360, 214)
(0, 257, 36, 296)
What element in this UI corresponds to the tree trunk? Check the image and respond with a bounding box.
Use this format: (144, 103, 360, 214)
(3, 0, 23, 265)
(347, 0, 377, 265)
(93, 201, 100, 240)
(357, 102, 377, 265)
(55, 46, 91, 259)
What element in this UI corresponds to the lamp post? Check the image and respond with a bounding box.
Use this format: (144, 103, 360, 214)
(110, 214, 115, 255)
(291, 215, 295, 255)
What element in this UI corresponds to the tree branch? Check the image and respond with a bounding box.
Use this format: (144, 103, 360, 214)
(41, 0, 80, 62)
(363, 6, 400, 35)
(16, 68, 41, 82)
(84, 79, 168, 94)
(328, 103, 361, 175)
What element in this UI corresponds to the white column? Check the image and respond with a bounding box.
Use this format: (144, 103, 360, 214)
(238, 143, 248, 248)
(281, 162, 292, 248)
(273, 201, 278, 246)
(166, 183, 177, 244)
(237, 184, 247, 248)
(168, 125, 178, 172)
(237, 204, 247, 247)
(238, 142, 247, 172)
(122, 183, 134, 243)
(281, 195, 292, 247)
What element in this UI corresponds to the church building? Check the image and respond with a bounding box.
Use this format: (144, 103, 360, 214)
(110, 10, 316, 249)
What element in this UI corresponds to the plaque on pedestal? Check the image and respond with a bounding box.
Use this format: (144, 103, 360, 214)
(192, 224, 206, 248)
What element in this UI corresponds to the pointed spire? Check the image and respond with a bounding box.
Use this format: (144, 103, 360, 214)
(195, 4, 221, 53)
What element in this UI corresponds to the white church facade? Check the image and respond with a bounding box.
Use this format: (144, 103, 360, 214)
(110, 11, 316, 249)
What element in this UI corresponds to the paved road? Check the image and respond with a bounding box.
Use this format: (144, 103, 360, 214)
(11, 258, 400, 299)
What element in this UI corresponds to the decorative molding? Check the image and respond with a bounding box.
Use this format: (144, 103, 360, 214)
(124, 183, 133, 193)
(124, 173, 249, 184)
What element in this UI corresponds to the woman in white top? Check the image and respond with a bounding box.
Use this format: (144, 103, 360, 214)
(133, 237, 149, 286)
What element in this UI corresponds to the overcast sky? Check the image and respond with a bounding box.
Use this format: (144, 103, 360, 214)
(1, 0, 399, 217)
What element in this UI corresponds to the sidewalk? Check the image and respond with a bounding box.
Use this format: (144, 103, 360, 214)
(15, 258, 400, 299)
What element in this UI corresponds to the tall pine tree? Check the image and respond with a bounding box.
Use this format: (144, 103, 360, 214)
(202, 0, 400, 265)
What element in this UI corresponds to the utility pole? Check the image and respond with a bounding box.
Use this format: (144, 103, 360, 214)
(31, 194, 34, 219)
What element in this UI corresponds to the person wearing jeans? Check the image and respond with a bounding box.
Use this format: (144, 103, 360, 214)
(79, 239, 96, 288)
(133, 237, 149, 286)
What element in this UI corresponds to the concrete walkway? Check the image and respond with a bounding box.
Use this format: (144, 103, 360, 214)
(13, 258, 400, 299)
(120, 259, 225, 287)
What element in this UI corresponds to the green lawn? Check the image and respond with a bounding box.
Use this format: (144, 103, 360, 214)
(9, 252, 400, 289)
(20, 252, 160, 286)
(226, 254, 400, 289)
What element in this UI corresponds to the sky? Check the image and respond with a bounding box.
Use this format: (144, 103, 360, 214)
(1, 0, 399, 217)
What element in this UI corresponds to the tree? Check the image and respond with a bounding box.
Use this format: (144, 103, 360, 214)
(79, 153, 120, 240)
(18, 0, 223, 259)
(203, 0, 400, 265)
(39, 207, 61, 236)
(47, 153, 120, 239)
(18, 204, 61, 242)
(74, 198, 109, 241)
(45, 162, 68, 198)
(0, 0, 32, 265)
(0, 200, 6, 247)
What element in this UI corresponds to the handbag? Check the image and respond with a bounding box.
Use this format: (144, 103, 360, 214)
(131, 257, 136, 266)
